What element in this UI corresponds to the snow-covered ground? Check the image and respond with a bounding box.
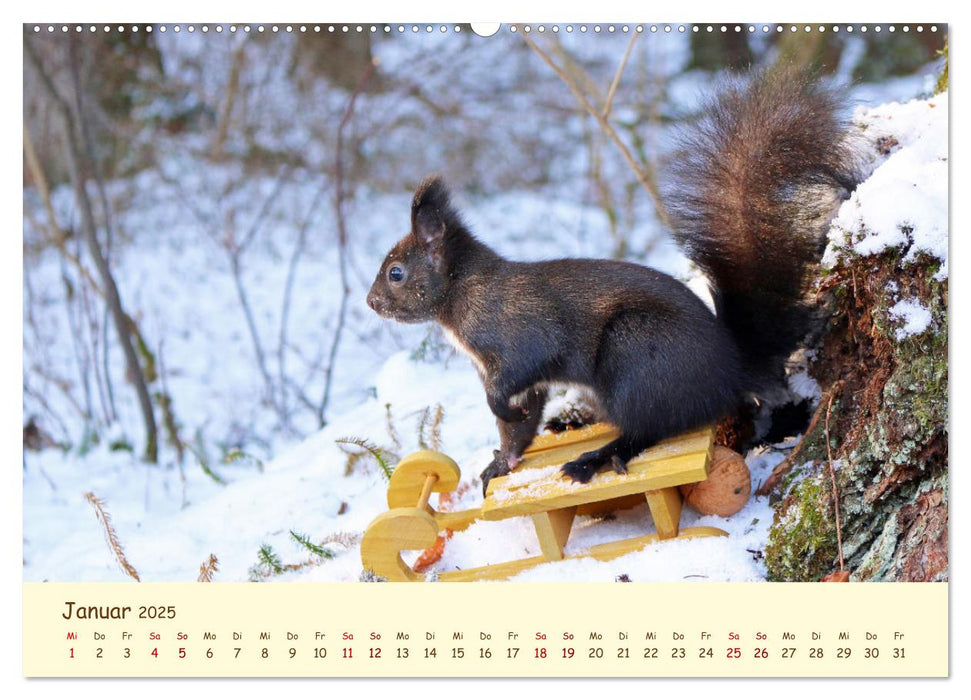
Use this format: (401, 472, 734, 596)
(22, 32, 947, 583)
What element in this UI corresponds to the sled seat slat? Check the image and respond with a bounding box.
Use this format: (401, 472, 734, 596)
(481, 426, 715, 521)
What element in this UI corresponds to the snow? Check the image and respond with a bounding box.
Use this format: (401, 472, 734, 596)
(824, 91, 949, 279)
(22, 35, 947, 585)
(23, 332, 782, 582)
(888, 298, 933, 339)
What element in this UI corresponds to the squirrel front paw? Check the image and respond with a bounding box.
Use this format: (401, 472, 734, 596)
(480, 450, 512, 496)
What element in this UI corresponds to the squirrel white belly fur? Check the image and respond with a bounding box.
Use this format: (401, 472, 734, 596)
(367, 67, 860, 494)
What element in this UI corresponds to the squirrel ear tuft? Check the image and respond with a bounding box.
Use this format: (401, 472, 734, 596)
(411, 175, 452, 246)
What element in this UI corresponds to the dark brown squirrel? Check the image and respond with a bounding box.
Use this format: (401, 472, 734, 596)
(367, 68, 859, 494)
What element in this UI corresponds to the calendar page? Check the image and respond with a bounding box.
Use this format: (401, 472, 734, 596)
(20, 16, 949, 681)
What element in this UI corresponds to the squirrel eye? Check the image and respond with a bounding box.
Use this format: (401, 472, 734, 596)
(388, 265, 406, 283)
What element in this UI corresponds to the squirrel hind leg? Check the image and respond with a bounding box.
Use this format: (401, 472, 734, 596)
(561, 436, 649, 483)
(482, 386, 549, 496)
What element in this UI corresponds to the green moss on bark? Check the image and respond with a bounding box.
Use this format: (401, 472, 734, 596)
(765, 467, 839, 581)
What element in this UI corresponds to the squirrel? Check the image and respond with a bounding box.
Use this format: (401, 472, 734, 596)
(367, 68, 859, 494)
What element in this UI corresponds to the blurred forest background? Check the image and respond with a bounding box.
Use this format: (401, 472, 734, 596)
(22, 24, 947, 476)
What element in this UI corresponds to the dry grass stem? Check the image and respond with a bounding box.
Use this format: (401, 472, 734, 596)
(84, 492, 141, 581)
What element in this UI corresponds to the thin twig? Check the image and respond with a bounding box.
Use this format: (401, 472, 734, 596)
(25, 38, 159, 462)
(824, 390, 846, 572)
(23, 125, 106, 297)
(756, 384, 837, 497)
(518, 29, 670, 231)
(60, 257, 95, 429)
(238, 165, 293, 254)
(69, 37, 119, 425)
(211, 40, 247, 159)
(603, 32, 639, 119)
(319, 58, 378, 426)
(278, 178, 330, 432)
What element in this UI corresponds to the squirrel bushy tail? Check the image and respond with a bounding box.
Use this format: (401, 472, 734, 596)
(666, 67, 859, 391)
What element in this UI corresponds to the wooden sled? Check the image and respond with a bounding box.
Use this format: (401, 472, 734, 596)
(360, 424, 728, 581)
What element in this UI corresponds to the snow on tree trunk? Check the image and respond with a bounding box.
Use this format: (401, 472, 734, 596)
(765, 91, 948, 582)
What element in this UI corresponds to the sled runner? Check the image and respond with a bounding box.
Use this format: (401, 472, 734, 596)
(360, 424, 728, 581)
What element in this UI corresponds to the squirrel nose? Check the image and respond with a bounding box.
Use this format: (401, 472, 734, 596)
(366, 292, 378, 311)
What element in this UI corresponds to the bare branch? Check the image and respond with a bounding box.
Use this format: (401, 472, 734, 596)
(603, 32, 639, 119)
(518, 29, 671, 231)
(25, 38, 159, 462)
(278, 178, 330, 432)
(211, 41, 247, 160)
(319, 58, 378, 426)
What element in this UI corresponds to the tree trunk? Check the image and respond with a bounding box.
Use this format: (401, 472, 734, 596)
(24, 38, 158, 462)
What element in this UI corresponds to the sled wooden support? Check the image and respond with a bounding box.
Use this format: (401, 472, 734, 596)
(361, 424, 727, 582)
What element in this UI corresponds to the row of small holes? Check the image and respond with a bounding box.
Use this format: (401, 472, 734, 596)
(31, 24, 940, 35)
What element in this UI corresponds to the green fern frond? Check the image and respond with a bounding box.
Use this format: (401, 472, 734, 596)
(335, 436, 396, 481)
(257, 543, 284, 574)
(289, 530, 334, 559)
